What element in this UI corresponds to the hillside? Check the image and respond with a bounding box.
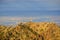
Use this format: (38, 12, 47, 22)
(0, 22, 60, 40)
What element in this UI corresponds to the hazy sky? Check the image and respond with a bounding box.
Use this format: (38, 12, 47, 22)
(0, 0, 60, 25)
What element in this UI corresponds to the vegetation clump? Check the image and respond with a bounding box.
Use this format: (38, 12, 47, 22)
(0, 22, 60, 40)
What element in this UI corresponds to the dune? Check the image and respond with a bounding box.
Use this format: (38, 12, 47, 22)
(0, 22, 60, 40)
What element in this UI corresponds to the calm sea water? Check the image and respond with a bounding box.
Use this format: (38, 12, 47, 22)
(0, 0, 60, 25)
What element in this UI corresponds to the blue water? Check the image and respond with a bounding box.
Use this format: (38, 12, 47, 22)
(0, 0, 60, 25)
(0, 0, 60, 17)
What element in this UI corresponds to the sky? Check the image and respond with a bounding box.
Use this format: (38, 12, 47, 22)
(0, 0, 60, 25)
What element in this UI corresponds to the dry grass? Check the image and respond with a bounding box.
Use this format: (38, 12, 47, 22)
(0, 22, 60, 40)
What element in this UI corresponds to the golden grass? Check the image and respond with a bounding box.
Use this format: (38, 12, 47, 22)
(0, 22, 60, 40)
